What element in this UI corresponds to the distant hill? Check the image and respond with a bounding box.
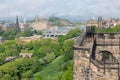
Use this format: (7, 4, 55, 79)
(27, 17, 78, 27)
(48, 17, 74, 26)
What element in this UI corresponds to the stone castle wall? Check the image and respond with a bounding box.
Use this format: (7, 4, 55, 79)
(74, 49, 119, 80)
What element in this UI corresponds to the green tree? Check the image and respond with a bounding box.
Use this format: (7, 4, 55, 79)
(2, 28, 20, 40)
(1, 74, 13, 80)
(65, 28, 81, 39)
(60, 63, 73, 80)
(0, 45, 5, 53)
(34, 75, 42, 80)
(62, 40, 74, 61)
(20, 28, 33, 37)
(45, 52, 56, 62)
(21, 71, 33, 78)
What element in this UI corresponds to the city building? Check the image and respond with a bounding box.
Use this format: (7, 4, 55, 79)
(1, 16, 20, 31)
(30, 16, 52, 31)
(18, 35, 43, 42)
(85, 18, 98, 27)
(103, 18, 120, 28)
(0, 37, 4, 43)
(19, 22, 30, 31)
(85, 17, 120, 29)
(19, 53, 33, 58)
(42, 26, 78, 38)
(42, 29, 67, 38)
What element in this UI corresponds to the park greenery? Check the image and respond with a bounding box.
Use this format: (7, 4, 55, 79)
(0, 28, 81, 80)
(0, 27, 42, 40)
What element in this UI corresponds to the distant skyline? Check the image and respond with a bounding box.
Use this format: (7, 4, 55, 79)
(0, 0, 120, 20)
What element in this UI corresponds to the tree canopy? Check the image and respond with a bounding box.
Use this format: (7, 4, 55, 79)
(0, 28, 82, 80)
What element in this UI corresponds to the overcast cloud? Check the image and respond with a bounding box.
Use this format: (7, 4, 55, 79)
(0, 0, 120, 18)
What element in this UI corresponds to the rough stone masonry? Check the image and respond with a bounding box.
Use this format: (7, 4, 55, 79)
(74, 33, 120, 80)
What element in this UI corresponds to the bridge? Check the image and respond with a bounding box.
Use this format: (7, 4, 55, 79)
(74, 32, 120, 80)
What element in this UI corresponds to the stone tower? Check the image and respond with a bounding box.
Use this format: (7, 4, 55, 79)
(16, 16, 19, 28)
(98, 16, 103, 30)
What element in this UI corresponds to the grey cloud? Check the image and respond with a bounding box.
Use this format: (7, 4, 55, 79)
(0, 0, 120, 18)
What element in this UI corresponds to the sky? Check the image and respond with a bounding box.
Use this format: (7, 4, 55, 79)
(0, 0, 120, 20)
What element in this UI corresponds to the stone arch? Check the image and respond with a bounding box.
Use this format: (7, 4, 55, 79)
(96, 51, 113, 62)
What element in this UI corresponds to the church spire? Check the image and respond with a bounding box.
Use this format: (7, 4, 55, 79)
(16, 16, 19, 26)
(15, 16, 21, 31)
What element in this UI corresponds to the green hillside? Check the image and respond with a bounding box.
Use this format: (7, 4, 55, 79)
(34, 56, 65, 80)
(34, 55, 73, 80)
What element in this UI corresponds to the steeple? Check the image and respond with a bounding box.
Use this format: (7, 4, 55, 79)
(23, 17, 26, 24)
(35, 15, 40, 22)
(15, 16, 21, 31)
(16, 16, 19, 27)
